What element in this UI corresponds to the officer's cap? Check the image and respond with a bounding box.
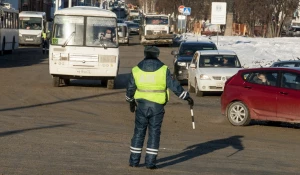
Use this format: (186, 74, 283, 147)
(144, 46, 160, 58)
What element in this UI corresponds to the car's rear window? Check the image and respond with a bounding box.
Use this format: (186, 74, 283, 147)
(179, 43, 217, 56)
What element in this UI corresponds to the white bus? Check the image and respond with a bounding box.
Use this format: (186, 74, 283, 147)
(0, 4, 19, 55)
(19, 11, 46, 45)
(49, 6, 119, 89)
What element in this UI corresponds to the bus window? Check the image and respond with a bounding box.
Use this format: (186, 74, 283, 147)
(52, 16, 84, 46)
(86, 17, 117, 48)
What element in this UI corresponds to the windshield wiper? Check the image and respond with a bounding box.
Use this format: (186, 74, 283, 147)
(62, 31, 75, 47)
(99, 36, 108, 49)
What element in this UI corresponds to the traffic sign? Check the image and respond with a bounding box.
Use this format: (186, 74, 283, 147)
(183, 7, 191, 15)
(211, 2, 227, 24)
(178, 5, 185, 13)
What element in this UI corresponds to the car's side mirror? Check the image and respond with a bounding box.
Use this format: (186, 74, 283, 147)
(190, 63, 196, 68)
(171, 50, 178, 55)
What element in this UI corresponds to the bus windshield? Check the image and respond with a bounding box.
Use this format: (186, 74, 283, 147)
(86, 17, 117, 47)
(19, 17, 42, 30)
(145, 16, 168, 25)
(52, 16, 117, 48)
(52, 16, 84, 46)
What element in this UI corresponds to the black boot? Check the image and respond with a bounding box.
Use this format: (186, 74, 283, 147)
(146, 165, 158, 170)
(129, 152, 141, 167)
(145, 153, 157, 169)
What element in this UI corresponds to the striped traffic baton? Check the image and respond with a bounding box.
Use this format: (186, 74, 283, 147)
(190, 105, 195, 129)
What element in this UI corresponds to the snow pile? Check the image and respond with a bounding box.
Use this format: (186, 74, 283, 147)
(179, 33, 300, 68)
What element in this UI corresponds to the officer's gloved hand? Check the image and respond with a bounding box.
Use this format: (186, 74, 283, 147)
(186, 97, 194, 107)
(130, 101, 136, 113)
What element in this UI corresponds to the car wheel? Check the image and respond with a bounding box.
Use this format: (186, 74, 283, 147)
(227, 101, 251, 126)
(188, 79, 195, 93)
(195, 80, 203, 97)
(1, 37, 5, 55)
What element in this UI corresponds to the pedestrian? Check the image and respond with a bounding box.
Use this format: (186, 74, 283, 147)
(196, 20, 201, 35)
(95, 0, 100, 7)
(126, 46, 194, 169)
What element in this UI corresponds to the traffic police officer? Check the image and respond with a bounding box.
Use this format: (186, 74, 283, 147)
(126, 46, 194, 169)
(42, 29, 50, 54)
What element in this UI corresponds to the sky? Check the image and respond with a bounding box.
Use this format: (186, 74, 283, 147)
(3, 0, 18, 9)
(180, 33, 300, 68)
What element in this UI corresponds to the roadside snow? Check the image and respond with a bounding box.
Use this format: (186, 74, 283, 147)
(179, 33, 300, 68)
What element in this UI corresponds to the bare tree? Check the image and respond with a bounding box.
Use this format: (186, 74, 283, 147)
(234, 0, 298, 37)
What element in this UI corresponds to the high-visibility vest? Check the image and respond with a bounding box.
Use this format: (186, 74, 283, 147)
(42, 30, 50, 39)
(42, 32, 47, 39)
(132, 65, 169, 104)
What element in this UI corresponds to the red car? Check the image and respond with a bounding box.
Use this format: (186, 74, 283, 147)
(221, 67, 300, 126)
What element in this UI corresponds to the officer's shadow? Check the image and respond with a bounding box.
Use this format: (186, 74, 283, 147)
(156, 135, 244, 168)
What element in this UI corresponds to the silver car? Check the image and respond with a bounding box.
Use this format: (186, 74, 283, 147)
(187, 50, 243, 97)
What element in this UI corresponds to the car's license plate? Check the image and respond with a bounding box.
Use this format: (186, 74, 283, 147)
(26, 38, 33, 41)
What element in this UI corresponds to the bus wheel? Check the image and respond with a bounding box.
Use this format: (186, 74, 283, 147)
(9, 37, 15, 54)
(53, 77, 61, 87)
(101, 79, 108, 87)
(64, 79, 70, 86)
(107, 79, 115, 89)
(1, 38, 5, 56)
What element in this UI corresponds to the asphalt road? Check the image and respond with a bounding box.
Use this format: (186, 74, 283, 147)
(0, 36, 299, 175)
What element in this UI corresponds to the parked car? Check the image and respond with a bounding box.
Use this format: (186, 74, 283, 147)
(117, 23, 129, 45)
(124, 21, 134, 25)
(188, 50, 242, 96)
(172, 34, 184, 46)
(270, 60, 300, 67)
(221, 67, 300, 126)
(286, 26, 300, 37)
(117, 18, 125, 23)
(127, 23, 140, 34)
(133, 18, 141, 24)
(171, 40, 218, 84)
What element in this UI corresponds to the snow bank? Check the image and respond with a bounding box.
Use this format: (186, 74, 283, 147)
(178, 33, 300, 68)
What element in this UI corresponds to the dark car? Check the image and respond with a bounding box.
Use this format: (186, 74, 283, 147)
(171, 40, 218, 83)
(287, 26, 300, 37)
(270, 60, 300, 67)
(221, 67, 300, 126)
(127, 23, 140, 34)
(117, 18, 125, 23)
